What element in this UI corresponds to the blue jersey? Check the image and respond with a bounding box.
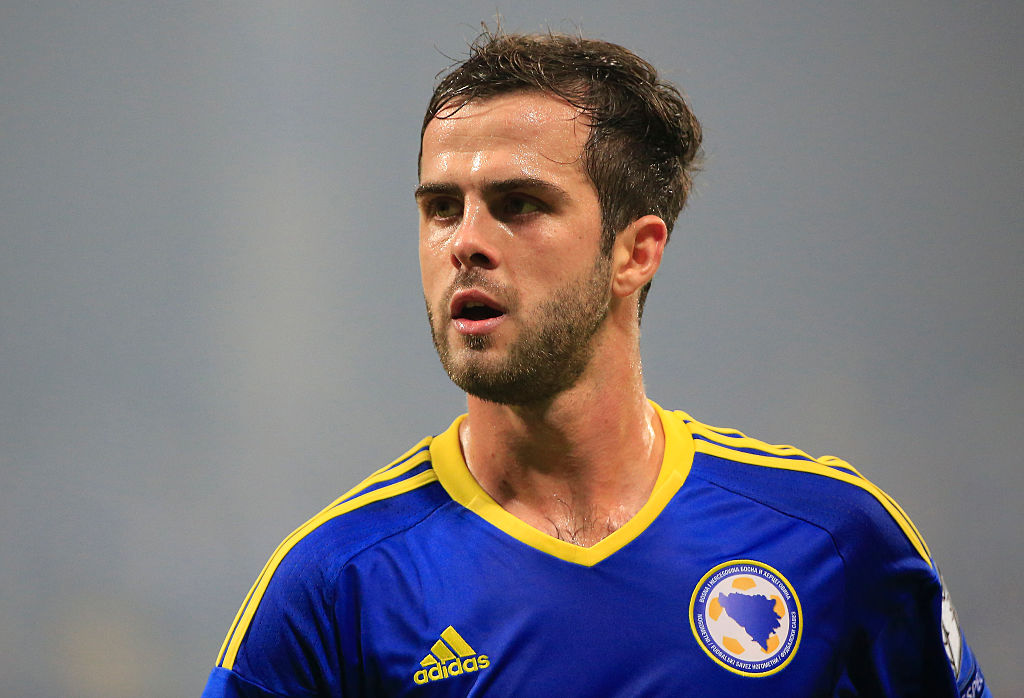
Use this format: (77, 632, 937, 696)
(203, 403, 989, 697)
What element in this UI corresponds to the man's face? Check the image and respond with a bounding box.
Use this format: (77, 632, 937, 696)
(417, 92, 611, 405)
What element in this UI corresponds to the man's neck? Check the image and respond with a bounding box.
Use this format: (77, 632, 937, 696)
(458, 346, 665, 547)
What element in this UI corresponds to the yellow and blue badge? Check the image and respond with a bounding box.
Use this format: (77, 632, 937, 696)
(689, 560, 802, 677)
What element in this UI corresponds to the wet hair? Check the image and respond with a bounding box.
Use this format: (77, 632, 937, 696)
(422, 28, 703, 315)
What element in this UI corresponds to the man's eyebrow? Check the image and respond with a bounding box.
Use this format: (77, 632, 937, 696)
(414, 182, 460, 200)
(414, 177, 570, 201)
(485, 177, 569, 199)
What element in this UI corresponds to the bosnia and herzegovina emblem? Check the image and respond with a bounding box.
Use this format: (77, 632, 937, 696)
(689, 560, 802, 677)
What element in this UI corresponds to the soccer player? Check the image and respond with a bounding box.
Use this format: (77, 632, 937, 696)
(202, 30, 990, 697)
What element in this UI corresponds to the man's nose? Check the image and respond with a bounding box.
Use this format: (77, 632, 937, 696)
(450, 202, 500, 271)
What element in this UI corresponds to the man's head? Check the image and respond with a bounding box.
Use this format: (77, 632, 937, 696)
(417, 30, 701, 406)
(422, 29, 703, 314)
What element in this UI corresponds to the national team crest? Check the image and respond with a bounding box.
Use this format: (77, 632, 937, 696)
(689, 560, 802, 677)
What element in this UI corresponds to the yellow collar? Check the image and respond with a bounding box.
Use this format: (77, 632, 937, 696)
(429, 401, 695, 566)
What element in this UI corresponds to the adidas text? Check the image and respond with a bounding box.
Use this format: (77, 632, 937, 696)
(413, 655, 489, 684)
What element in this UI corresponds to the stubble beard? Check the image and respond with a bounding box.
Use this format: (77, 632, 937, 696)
(427, 255, 613, 406)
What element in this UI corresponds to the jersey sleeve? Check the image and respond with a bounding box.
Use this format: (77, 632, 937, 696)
(201, 441, 445, 697)
(202, 666, 292, 698)
(202, 529, 350, 698)
(832, 499, 990, 698)
(843, 564, 989, 697)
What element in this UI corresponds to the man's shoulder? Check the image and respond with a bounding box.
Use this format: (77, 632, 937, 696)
(280, 435, 453, 577)
(668, 409, 933, 567)
(212, 434, 454, 677)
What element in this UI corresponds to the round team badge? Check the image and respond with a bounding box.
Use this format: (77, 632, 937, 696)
(939, 574, 963, 679)
(689, 560, 802, 677)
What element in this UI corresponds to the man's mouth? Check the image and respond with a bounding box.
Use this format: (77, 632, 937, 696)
(454, 301, 504, 321)
(449, 291, 507, 334)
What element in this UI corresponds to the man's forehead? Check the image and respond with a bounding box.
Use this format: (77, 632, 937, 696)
(427, 92, 589, 142)
(420, 92, 591, 177)
(433, 90, 585, 124)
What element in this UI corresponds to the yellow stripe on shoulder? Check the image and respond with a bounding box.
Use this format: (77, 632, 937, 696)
(332, 437, 433, 505)
(216, 455, 438, 670)
(683, 413, 931, 564)
(685, 416, 843, 465)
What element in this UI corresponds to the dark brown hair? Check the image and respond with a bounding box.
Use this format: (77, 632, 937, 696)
(422, 29, 703, 314)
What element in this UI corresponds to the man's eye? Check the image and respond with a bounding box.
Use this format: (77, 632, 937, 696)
(430, 199, 461, 219)
(503, 197, 541, 216)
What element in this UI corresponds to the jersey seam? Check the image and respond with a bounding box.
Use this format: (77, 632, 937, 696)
(217, 468, 442, 670)
(690, 471, 861, 689)
(691, 440, 930, 563)
(326, 483, 452, 600)
(689, 471, 852, 646)
(318, 476, 450, 693)
(323, 488, 451, 686)
(222, 665, 304, 698)
(690, 472, 849, 570)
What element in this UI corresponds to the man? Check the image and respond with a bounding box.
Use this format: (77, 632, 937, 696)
(203, 31, 989, 697)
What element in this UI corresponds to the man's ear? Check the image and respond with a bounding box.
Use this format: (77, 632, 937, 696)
(610, 215, 668, 299)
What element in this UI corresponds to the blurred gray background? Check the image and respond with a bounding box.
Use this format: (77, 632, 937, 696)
(2, 2, 1021, 696)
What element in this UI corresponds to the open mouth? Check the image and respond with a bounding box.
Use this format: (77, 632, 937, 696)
(449, 292, 507, 334)
(455, 301, 504, 321)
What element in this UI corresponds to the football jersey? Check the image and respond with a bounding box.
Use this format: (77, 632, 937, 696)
(203, 403, 989, 697)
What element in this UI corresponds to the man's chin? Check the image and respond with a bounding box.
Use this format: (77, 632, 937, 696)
(445, 359, 574, 407)
(458, 333, 492, 352)
(443, 355, 503, 387)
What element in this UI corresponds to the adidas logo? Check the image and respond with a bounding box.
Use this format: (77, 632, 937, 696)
(412, 626, 490, 685)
